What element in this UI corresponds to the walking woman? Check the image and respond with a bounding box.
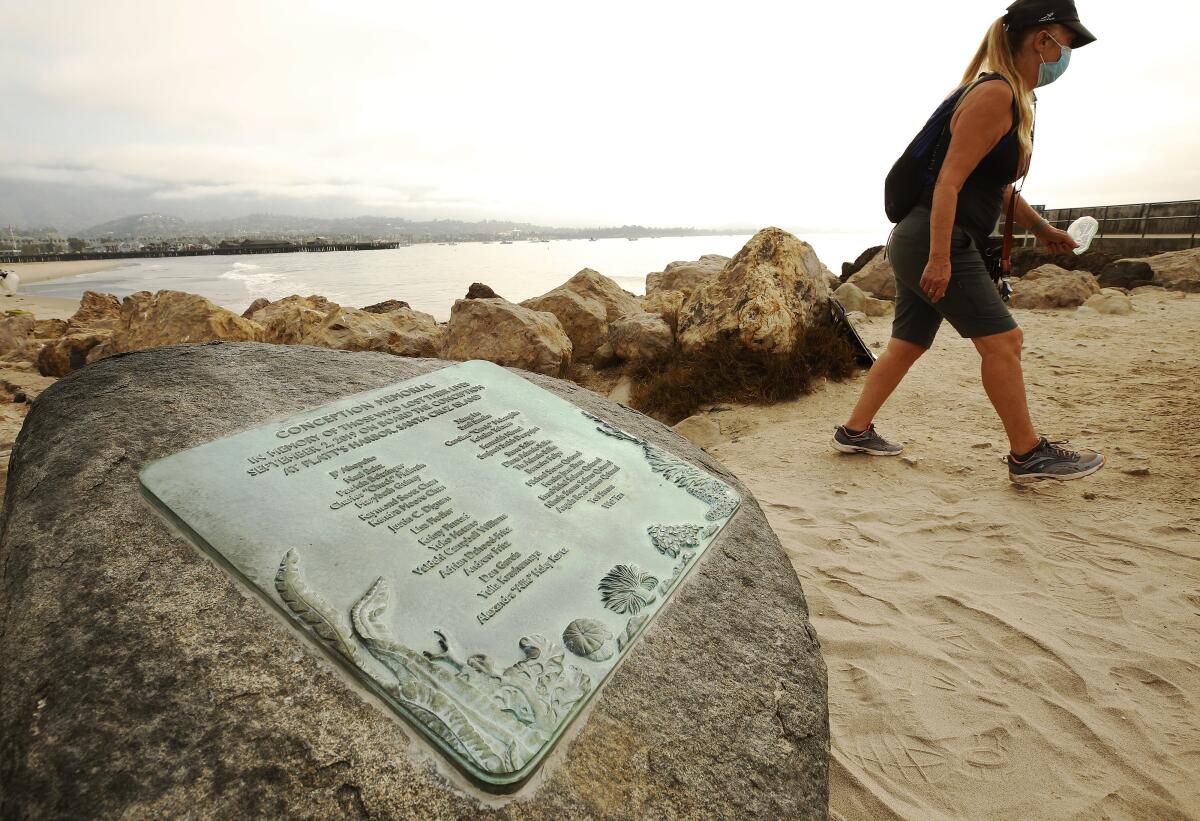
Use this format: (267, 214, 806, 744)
(832, 0, 1106, 484)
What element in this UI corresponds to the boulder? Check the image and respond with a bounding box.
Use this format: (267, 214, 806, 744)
(0, 316, 37, 363)
(608, 312, 674, 363)
(1097, 259, 1154, 290)
(1009, 265, 1101, 309)
(241, 297, 270, 319)
(33, 318, 68, 339)
(246, 294, 335, 345)
(845, 248, 896, 299)
(248, 295, 444, 358)
(0, 344, 827, 818)
(360, 299, 411, 314)
(520, 287, 607, 360)
(841, 245, 885, 281)
(36, 331, 113, 377)
(466, 282, 499, 300)
(677, 227, 831, 355)
(67, 291, 122, 331)
(442, 298, 574, 377)
(833, 282, 867, 314)
(89, 290, 265, 363)
(1140, 247, 1200, 292)
(521, 269, 642, 361)
(646, 254, 729, 295)
(592, 340, 617, 367)
(641, 289, 686, 329)
(326, 307, 444, 357)
(1080, 289, 1135, 315)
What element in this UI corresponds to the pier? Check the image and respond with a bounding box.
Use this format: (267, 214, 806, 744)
(0, 240, 401, 265)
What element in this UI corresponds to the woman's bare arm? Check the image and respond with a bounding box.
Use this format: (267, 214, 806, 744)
(929, 81, 1014, 261)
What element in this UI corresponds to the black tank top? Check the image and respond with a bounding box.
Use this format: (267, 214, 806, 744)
(918, 74, 1024, 242)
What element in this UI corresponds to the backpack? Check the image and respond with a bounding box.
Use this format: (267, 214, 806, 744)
(883, 74, 1003, 224)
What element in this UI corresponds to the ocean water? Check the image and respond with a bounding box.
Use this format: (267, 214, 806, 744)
(24, 232, 885, 322)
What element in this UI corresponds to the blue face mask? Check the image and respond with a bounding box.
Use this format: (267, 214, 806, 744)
(1037, 32, 1071, 87)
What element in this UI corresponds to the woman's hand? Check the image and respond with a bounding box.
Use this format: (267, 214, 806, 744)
(920, 256, 952, 303)
(1034, 223, 1078, 254)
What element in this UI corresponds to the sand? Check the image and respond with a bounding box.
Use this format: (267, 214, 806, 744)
(0, 261, 126, 320)
(689, 288, 1199, 820)
(3, 259, 126, 285)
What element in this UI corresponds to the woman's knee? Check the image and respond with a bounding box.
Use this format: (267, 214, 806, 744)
(973, 326, 1023, 358)
(887, 337, 928, 363)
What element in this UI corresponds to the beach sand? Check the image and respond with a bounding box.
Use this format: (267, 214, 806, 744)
(1, 261, 126, 320)
(4, 259, 127, 285)
(692, 288, 1199, 820)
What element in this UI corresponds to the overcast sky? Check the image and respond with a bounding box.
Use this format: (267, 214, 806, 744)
(2, 0, 1197, 232)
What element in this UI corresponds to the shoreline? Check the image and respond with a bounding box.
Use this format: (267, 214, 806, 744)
(5, 259, 130, 285)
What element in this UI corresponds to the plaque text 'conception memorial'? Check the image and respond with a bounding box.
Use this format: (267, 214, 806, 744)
(140, 360, 740, 791)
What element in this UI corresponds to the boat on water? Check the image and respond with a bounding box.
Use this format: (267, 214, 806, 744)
(500, 240, 513, 244)
(589, 237, 597, 241)
(627, 237, 638, 242)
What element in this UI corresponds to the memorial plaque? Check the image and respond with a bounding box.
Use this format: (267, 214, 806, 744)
(139, 359, 740, 791)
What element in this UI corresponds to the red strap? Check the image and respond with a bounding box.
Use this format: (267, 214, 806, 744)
(1001, 175, 1026, 276)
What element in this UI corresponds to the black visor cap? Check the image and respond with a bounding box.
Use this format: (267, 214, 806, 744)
(1004, 0, 1097, 47)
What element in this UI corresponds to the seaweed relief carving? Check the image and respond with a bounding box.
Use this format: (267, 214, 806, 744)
(276, 551, 591, 775)
(582, 411, 739, 521)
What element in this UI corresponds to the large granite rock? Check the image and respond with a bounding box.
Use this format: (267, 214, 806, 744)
(35, 331, 112, 378)
(833, 282, 892, 318)
(442, 298, 574, 378)
(521, 270, 642, 361)
(0, 344, 828, 818)
(1080, 289, 1135, 315)
(677, 228, 831, 355)
(1097, 259, 1154, 290)
(645, 255, 729, 295)
(640, 289, 686, 330)
(1009, 264, 1101, 309)
(0, 315, 38, 365)
(1140, 247, 1200, 292)
(841, 245, 885, 281)
(89, 290, 265, 363)
(66, 291, 122, 331)
(361, 299, 412, 314)
(845, 248, 896, 300)
(607, 312, 673, 362)
(248, 295, 444, 357)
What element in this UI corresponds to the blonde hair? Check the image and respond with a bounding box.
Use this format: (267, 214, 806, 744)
(958, 17, 1036, 175)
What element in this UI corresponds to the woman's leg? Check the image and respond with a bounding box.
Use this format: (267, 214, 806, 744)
(844, 336, 927, 431)
(971, 327, 1040, 454)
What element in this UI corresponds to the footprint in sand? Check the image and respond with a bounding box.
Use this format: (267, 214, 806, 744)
(1048, 568, 1124, 620)
(955, 728, 1013, 781)
(1109, 666, 1197, 748)
(1042, 530, 1136, 575)
(840, 733, 952, 785)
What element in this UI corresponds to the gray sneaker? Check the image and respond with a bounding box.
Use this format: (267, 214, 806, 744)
(1007, 437, 1105, 484)
(832, 424, 903, 456)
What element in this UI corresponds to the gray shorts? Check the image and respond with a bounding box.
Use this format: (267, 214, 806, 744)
(886, 205, 1018, 348)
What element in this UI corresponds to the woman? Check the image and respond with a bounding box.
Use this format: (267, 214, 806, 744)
(832, 0, 1105, 484)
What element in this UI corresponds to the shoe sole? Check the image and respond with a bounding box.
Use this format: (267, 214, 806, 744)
(1008, 455, 1106, 484)
(832, 438, 903, 457)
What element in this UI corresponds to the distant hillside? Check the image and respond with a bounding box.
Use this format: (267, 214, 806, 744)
(71, 213, 722, 241)
(84, 213, 189, 238)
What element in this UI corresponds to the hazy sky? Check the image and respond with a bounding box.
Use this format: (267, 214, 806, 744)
(2, 0, 1197, 232)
